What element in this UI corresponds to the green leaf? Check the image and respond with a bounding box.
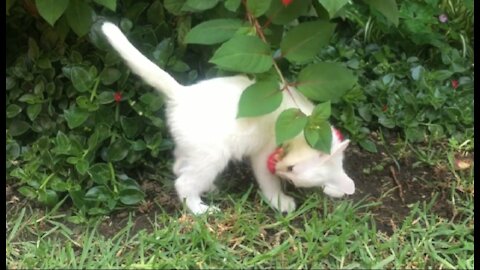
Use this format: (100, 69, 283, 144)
(265, 0, 311, 24)
(280, 21, 336, 63)
(121, 116, 142, 138)
(237, 81, 282, 118)
(209, 35, 273, 73)
(185, 19, 244, 45)
(169, 60, 190, 72)
(65, 0, 94, 37)
(378, 115, 395, 128)
(297, 62, 357, 102)
(362, 0, 399, 26)
(106, 139, 130, 162)
(8, 121, 30, 136)
(247, 0, 272, 17)
(182, 0, 219, 11)
(6, 77, 16, 90)
(275, 108, 308, 146)
(119, 188, 144, 205)
(19, 94, 41, 104)
(164, 0, 186, 15)
(37, 56, 52, 69)
(140, 93, 164, 111)
(88, 124, 110, 149)
(38, 189, 59, 206)
(76, 96, 99, 112)
(145, 133, 163, 150)
(311, 101, 331, 120)
(75, 159, 89, 175)
(147, 0, 165, 25)
(318, 0, 350, 18)
(27, 104, 42, 121)
(64, 107, 89, 129)
(304, 119, 332, 154)
(88, 163, 111, 185)
(18, 186, 37, 200)
(93, 0, 116, 11)
(85, 186, 111, 202)
(6, 141, 20, 160)
(131, 140, 147, 151)
(100, 68, 121, 85)
(69, 190, 85, 208)
(35, 0, 70, 26)
(70, 66, 94, 92)
(152, 38, 174, 67)
(359, 139, 378, 153)
(52, 131, 71, 154)
(97, 91, 115, 104)
(224, 0, 241, 11)
(50, 177, 69, 192)
(6, 104, 22, 118)
(28, 38, 40, 60)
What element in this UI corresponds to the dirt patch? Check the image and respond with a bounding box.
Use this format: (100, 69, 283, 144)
(343, 144, 454, 234)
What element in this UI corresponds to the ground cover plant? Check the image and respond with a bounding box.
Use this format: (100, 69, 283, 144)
(6, 0, 473, 268)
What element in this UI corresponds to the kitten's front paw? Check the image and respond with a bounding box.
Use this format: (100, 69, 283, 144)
(188, 202, 220, 215)
(323, 185, 346, 198)
(268, 193, 296, 213)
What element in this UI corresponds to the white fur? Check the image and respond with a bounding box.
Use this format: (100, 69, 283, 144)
(101, 22, 355, 215)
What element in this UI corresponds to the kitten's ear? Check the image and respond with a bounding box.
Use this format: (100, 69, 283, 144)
(331, 139, 350, 156)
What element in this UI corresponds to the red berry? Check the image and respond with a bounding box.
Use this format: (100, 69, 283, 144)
(282, 0, 293, 7)
(114, 91, 122, 103)
(451, 80, 459, 89)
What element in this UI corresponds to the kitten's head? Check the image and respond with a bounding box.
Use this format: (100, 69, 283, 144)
(273, 130, 355, 198)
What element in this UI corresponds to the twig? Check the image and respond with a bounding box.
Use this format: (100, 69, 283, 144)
(389, 166, 405, 204)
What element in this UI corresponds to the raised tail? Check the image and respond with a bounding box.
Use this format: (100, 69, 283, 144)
(101, 22, 182, 98)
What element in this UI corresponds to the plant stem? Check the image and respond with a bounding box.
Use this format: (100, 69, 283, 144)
(108, 162, 118, 193)
(246, 11, 299, 107)
(39, 173, 55, 190)
(90, 78, 100, 102)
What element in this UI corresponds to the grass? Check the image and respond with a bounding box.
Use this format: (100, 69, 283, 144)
(6, 141, 474, 269)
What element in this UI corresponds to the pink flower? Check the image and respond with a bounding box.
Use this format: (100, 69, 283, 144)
(438, 14, 448, 23)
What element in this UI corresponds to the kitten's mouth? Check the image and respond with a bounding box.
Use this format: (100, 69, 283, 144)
(277, 174, 295, 185)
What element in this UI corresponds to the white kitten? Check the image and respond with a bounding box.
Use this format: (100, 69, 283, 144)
(101, 22, 355, 215)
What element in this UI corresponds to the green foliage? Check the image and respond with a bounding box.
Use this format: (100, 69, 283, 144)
(275, 109, 308, 146)
(280, 21, 336, 63)
(6, 0, 474, 214)
(209, 35, 273, 73)
(237, 81, 283, 118)
(185, 19, 244, 45)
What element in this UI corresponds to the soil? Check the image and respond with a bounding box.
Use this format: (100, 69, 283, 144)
(6, 138, 466, 238)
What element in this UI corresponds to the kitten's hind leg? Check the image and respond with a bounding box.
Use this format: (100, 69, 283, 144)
(174, 156, 227, 215)
(250, 149, 296, 213)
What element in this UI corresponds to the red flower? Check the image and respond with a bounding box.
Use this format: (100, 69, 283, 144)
(333, 128, 344, 141)
(451, 80, 459, 89)
(114, 91, 122, 103)
(282, 0, 293, 6)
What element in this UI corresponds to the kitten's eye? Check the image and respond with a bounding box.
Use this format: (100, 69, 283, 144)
(286, 165, 294, 172)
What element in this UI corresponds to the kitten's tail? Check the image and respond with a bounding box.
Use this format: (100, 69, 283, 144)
(101, 22, 182, 98)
